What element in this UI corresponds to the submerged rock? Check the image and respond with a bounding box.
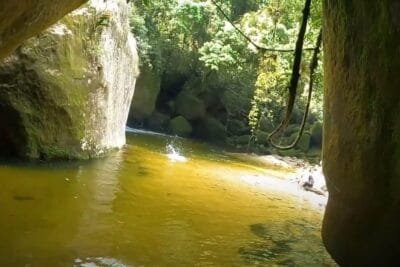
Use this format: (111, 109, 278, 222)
(0, 0, 139, 159)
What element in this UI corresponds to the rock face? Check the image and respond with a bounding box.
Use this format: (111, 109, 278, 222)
(0, 0, 139, 159)
(128, 65, 161, 121)
(322, 1, 400, 265)
(0, 0, 87, 59)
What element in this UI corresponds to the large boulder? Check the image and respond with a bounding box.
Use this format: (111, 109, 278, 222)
(146, 111, 170, 132)
(0, 0, 139, 159)
(194, 116, 226, 143)
(128, 65, 161, 121)
(169, 116, 192, 137)
(0, 0, 87, 60)
(175, 91, 206, 120)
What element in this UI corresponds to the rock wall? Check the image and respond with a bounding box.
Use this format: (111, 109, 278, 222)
(0, 0, 87, 59)
(322, 1, 400, 265)
(0, 0, 139, 159)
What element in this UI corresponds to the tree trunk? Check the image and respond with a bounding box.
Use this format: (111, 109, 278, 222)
(322, 1, 400, 265)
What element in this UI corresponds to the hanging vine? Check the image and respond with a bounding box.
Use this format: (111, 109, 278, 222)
(210, 0, 322, 150)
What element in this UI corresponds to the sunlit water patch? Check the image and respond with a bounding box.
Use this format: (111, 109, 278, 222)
(0, 130, 336, 266)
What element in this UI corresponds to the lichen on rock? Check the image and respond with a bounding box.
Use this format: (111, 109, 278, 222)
(0, 0, 139, 159)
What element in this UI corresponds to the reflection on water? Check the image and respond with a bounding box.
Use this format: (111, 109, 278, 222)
(0, 130, 336, 266)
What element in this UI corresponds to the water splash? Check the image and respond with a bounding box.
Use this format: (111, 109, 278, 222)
(166, 138, 187, 163)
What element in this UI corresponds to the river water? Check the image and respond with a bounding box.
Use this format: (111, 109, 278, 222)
(0, 130, 336, 266)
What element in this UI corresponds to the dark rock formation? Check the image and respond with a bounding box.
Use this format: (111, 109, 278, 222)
(322, 1, 400, 265)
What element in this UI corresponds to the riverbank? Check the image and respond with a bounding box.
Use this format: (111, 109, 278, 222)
(227, 152, 328, 211)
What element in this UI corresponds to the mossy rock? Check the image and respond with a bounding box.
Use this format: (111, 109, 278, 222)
(169, 116, 192, 137)
(129, 65, 161, 121)
(194, 116, 226, 143)
(175, 91, 206, 120)
(146, 112, 170, 132)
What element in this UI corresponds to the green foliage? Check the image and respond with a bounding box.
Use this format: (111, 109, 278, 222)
(129, 0, 323, 152)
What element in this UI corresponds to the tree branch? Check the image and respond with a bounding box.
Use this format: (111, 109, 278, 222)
(209, 0, 315, 53)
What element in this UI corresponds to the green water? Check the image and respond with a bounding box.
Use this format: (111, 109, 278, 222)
(0, 130, 335, 266)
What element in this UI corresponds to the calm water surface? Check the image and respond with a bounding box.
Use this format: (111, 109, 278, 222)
(0, 130, 336, 266)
